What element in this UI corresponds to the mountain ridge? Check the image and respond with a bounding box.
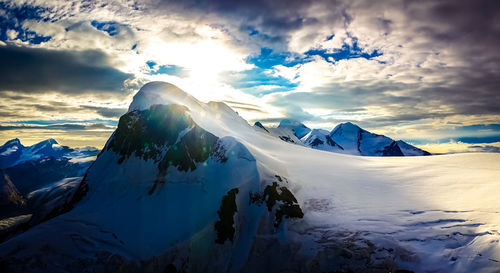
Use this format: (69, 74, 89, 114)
(255, 120, 430, 156)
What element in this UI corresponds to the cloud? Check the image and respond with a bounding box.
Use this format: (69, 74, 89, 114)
(0, 123, 114, 131)
(82, 106, 127, 118)
(0, 45, 133, 94)
(417, 141, 500, 154)
(468, 145, 500, 153)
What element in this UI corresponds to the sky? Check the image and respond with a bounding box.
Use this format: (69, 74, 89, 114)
(0, 0, 499, 153)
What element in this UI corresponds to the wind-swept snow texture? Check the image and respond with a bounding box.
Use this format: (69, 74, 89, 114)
(0, 82, 499, 273)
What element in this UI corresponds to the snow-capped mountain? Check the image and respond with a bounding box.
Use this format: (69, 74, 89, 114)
(329, 122, 402, 156)
(0, 138, 98, 169)
(0, 82, 498, 273)
(254, 121, 302, 144)
(0, 139, 98, 223)
(256, 120, 430, 156)
(3, 156, 90, 196)
(0, 139, 24, 169)
(277, 119, 311, 139)
(300, 129, 344, 152)
(328, 122, 431, 156)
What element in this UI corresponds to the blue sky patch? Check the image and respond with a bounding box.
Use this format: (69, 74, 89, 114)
(226, 68, 298, 96)
(0, 2, 51, 44)
(146, 61, 187, 77)
(91, 20, 119, 36)
(246, 48, 305, 69)
(305, 40, 382, 63)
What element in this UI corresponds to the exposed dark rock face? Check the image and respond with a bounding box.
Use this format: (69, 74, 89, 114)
(310, 138, 324, 147)
(108, 104, 195, 163)
(107, 104, 225, 194)
(214, 188, 239, 244)
(250, 179, 304, 228)
(254, 121, 269, 133)
(357, 129, 363, 154)
(325, 135, 344, 150)
(0, 170, 26, 219)
(279, 136, 295, 143)
(380, 141, 404, 156)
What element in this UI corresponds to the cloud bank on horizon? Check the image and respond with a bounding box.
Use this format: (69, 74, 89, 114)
(0, 0, 499, 152)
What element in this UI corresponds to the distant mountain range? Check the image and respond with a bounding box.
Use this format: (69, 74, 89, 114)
(255, 120, 430, 156)
(0, 139, 98, 224)
(0, 138, 98, 169)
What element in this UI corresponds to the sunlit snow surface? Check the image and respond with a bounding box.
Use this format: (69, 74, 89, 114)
(1, 82, 499, 272)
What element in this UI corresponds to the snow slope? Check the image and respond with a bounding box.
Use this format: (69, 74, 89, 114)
(0, 82, 499, 273)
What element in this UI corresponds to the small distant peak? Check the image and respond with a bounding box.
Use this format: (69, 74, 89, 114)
(278, 119, 306, 128)
(254, 121, 265, 128)
(4, 138, 22, 146)
(301, 129, 323, 141)
(254, 121, 269, 133)
(278, 119, 311, 139)
(396, 140, 406, 145)
(32, 138, 58, 149)
(338, 122, 361, 129)
(330, 122, 363, 136)
(43, 138, 58, 145)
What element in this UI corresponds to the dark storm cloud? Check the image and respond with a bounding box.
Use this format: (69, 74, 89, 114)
(0, 123, 113, 131)
(82, 106, 128, 118)
(0, 45, 133, 94)
(468, 145, 500, 153)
